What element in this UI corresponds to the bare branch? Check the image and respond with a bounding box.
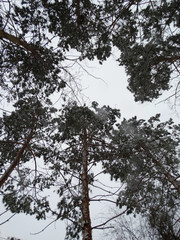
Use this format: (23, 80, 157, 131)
(90, 198, 117, 204)
(92, 209, 127, 230)
(0, 213, 16, 225)
(30, 219, 57, 235)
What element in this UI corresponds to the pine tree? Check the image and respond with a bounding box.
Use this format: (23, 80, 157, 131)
(104, 114, 180, 239)
(1, 103, 180, 239)
(0, 1, 180, 239)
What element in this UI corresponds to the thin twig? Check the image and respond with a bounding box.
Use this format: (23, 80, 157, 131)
(0, 209, 8, 216)
(92, 209, 127, 229)
(30, 219, 57, 235)
(0, 213, 16, 225)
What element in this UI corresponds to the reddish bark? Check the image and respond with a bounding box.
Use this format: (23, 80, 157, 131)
(81, 128, 92, 240)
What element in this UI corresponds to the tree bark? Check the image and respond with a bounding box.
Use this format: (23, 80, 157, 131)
(0, 129, 34, 188)
(81, 128, 92, 240)
(0, 28, 39, 56)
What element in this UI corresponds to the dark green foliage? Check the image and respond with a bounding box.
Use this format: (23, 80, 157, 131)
(112, 0, 180, 101)
(0, 102, 121, 239)
(103, 114, 180, 238)
(104, 114, 180, 198)
(0, 97, 56, 220)
(0, 1, 180, 238)
(149, 207, 180, 240)
(43, 102, 121, 239)
(0, 97, 54, 166)
(1, 100, 180, 238)
(0, 0, 111, 102)
(1, 1, 179, 102)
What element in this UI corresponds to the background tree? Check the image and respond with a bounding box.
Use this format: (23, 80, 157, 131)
(105, 213, 159, 240)
(103, 114, 180, 239)
(106, 207, 180, 240)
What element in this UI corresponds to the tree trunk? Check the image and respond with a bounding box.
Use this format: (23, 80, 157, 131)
(81, 128, 92, 240)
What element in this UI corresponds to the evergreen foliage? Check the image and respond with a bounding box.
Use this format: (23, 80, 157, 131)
(0, 0, 179, 102)
(111, 0, 180, 101)
(0, 0, 180, 239)
(1, 102, 180, 238)
(103, 114, 180, 238)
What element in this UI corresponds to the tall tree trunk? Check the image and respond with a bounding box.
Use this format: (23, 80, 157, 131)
(81, 128, 92, 240)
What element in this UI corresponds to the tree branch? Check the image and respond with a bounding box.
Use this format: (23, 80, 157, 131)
(138, 141, 180, 195)
(92, 209, 127, 230)
(153, 55, 180, 65)
(0, 128, 34, 188)
(0, 28, 39, 56)
(0, 213, 16, 225)
(108, 0, 136, 31)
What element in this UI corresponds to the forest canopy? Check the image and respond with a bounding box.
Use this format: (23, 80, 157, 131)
(0, 1, 180, 240)
(0, 0, 179, 102)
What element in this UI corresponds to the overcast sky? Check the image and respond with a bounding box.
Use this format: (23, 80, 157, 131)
(0, 55, 179, 240)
